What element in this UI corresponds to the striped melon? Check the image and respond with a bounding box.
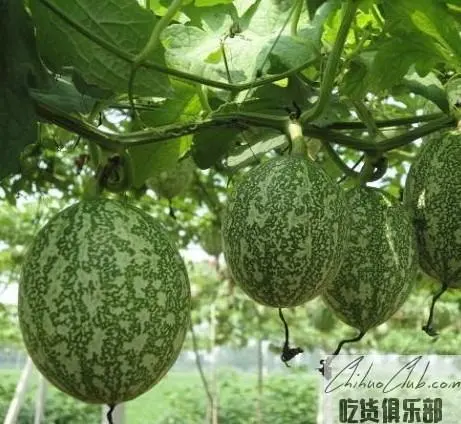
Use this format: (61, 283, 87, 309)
(222, 155, 350, 308)
(18, 199, 191, 405)
(404, 130, 461, 287)
(146, 157, 195, 200)
(322, 186, 418, 332)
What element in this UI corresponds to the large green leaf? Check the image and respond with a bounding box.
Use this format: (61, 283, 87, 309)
(305, 0, 328, 19)
(0, 0, 49, 180)
(30, 0, 172, 96)
(192, 128, 238, 169)
(398, 73, 449, 113)
(128, 81, 201, 187)
(369, 35, 443, 92)
(30, 78, 99, 115)
(161, 0, 318, 88)
(389, 0, 461, 62)
(367, 0, 461, 92)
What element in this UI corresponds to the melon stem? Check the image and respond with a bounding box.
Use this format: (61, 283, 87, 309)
(331, 330, 366, 356)
(286, 120, 308, 158)
(278, 308, 303, 366)
(318, 330, 366, 378)
(422, 282, 448, 337)
(106, 404, 116, 424)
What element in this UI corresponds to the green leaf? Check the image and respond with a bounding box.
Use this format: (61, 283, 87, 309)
(161, 1, 318, 88)
(368, 35, 442, 91)
(305, 0, 328, 20)
(30, 77, 98, 115)
(397, 72, 449, 113)
(445, 77, 461, 113)
(269, 35, 319, 70)
(129, 139, 185, 188)
(0, 0, 49, 180)
(341, 56, 370, 100)
(192, 128, 238, 169)
(386, 0, 461, 64)
(30, 0, 172, 97)
(128, 81, 201, 187)
(233, 0, 257, 17)
(299, 0, 341, 47)
(368, 0, 461, 91)
(226, 132, 286, 169)
(148, 0, 190, 22)
(195, 0, 233, 6)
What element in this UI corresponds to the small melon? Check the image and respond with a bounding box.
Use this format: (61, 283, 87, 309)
(146, 157, 195, 200)
(198, 222, 222, 257)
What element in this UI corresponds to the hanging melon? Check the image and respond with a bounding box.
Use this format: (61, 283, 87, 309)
(222, 155, 350, 308)
(404, 129, 461, 334)
(323, 186, 417, 338)
(18, 199, 191, 405)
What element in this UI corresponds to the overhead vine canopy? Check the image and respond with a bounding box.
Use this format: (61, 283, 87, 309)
(1, 0, 461, 199)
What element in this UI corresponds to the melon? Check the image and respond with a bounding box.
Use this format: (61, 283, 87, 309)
(310, 304, 336, 333)
(146, 157, 195, 200)
(322, 186, 417, 332)
(198, 221, 222, 257)
(222, 155, 350, 308)
(404, 130, 461, 287)
(18, 199, 191, 405)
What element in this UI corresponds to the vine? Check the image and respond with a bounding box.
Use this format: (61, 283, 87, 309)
(300, 0, 359, 124)
(128, 0, 184, 114)
(35, 100, 456, 156)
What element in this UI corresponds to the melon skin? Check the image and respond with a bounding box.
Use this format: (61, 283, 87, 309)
(404, 131, 461, 287)
(322, 187, 418, 332)
(146, 157, 195, 200)
(222, 156, 350, 308)
(199, 222, 222, 257)
(18, 199, 191, 405)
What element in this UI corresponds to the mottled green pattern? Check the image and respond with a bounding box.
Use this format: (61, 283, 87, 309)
(404, 131, 461, 287)
(222, 156, 350, 308)
(323, 187, 417, 331)
(18, 199, 191, 405)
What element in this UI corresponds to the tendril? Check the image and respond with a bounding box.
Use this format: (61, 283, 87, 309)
(318, 330, 366, 378)
(278, 308, 303, 367)
(422, 282, 449, 337)
(106, 404, 116, 424)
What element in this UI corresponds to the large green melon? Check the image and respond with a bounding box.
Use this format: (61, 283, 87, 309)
(404, 130, 461, 287)
(322, 186, 418, 332)
(18, 199, 191, 405)
(222, 155, 350, 308)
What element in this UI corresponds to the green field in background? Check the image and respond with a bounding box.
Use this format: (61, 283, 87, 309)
(0, 367, 278, 423)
